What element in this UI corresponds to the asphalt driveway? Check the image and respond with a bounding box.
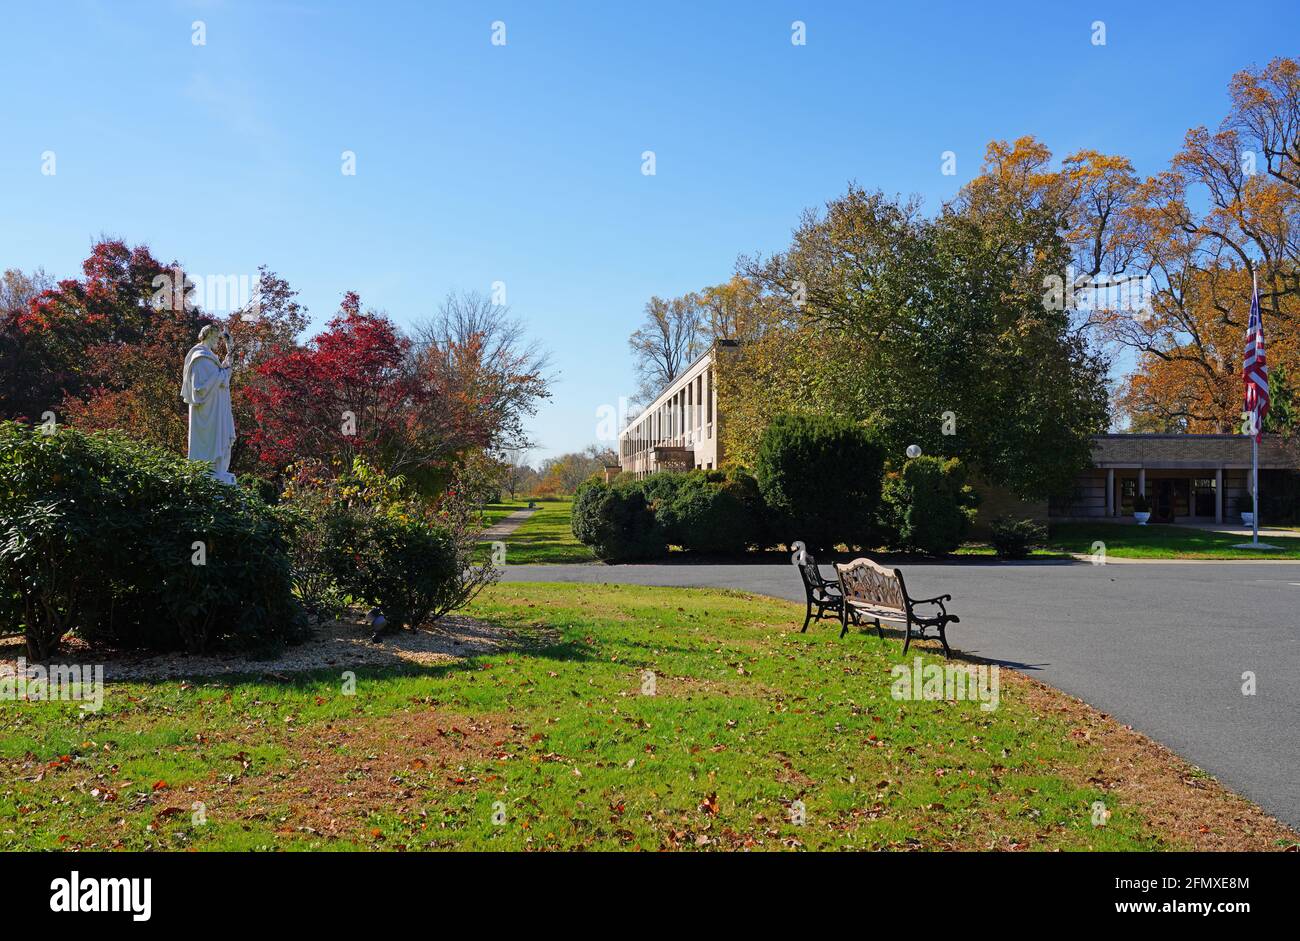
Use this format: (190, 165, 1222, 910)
(502, 559, 1300, 829)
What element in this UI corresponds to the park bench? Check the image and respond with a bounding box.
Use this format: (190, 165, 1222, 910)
(833, 557, 959, 658)
(795, 550, 860, 633)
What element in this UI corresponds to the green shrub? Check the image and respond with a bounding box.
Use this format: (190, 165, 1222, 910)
(325, 512, 460, 630)
(754, 413, 885, 553)
(988, 516, 1047, 560)
(571, 480, 665, 562)
(880, 456, 979, 556)
(0, 421, 307, 658)
(652, 470, 760, 554)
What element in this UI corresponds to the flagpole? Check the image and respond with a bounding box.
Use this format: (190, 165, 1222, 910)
(1252, 432, 1259, 545)
(1251, 269, 1260, 546)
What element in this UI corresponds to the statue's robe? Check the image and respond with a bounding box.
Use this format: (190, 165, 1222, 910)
(180, 345, 236, 484)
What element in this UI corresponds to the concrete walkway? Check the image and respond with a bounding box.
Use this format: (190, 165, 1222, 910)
(476, 507, 536, 541)
(502, 559, 1300, 829)
(1169, 520, 1299, 539)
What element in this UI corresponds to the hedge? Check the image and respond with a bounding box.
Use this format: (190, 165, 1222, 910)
(0, 421, 307, 658)
(571, 479, 665, 562)
(754, 413, 885, 553)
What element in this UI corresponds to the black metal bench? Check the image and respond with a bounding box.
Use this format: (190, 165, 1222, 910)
(793, 548, 859, 633)
(834, 557, 959, 658)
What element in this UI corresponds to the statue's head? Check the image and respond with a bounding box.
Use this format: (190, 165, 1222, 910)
(197, 324, 224, 349)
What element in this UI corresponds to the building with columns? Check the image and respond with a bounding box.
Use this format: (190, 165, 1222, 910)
(1049, 433, 1299, 523)
(617, 341, 735, 478)
(617, 349, 1297, 525)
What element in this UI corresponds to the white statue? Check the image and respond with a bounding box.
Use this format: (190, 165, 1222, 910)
(181, 324, 237, 485)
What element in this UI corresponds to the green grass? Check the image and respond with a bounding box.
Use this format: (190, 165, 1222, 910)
(1047, 522, 1300, 559)
(953, 545, 1071, 560)
(1, 582, 1270, 852)
(502, 497, 593, 564)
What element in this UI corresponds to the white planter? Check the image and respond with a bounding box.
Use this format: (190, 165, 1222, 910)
(1134, 512, 1151, 526)
(1241, 512, 1255, 527)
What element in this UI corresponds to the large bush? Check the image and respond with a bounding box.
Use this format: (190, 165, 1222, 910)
(753, 413, 885, 553)
(325, 513, 460, 630)
(571, 480, 665, 562)
(651, 469, 761, 554)
(0, 422, 307, 658)
(880, 456, 980, 556)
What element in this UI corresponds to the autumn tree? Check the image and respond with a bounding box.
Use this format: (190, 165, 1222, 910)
(245, 292, 420, 474)
(0, 266, 53, 421)
(7, 241, 175, 428)
(249, 290, 552, 493)
(1093, 58, 1300, 432)
(411, 291, 552, 457)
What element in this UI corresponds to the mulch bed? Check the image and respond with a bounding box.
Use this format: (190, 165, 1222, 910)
(0, 613, 519, 683)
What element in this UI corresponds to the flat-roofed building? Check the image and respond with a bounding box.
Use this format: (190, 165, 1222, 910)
(1050, 433, 1299, 524)
(617, 341, 735, 477)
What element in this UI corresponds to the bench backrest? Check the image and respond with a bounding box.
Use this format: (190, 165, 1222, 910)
(796, 554, 831, 600)
(835, 557, 905, 612)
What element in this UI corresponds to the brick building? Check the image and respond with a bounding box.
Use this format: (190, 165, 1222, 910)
(1049, 433, 1299, 524)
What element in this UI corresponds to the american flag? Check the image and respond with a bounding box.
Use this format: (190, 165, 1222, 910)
(1243, 276, 1270, 442)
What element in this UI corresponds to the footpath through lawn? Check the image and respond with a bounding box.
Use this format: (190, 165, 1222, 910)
(1, 583, 1293, 851)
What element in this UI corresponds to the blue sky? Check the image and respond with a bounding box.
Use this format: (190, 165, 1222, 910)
(3, 1, 1296, 463)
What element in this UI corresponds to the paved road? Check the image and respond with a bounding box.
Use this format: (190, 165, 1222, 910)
(503, 560, 1300, 828)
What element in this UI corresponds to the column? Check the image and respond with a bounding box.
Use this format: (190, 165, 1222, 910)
(1215, 467, 1223, 524)
(1106, 468, 1114, 517)
(1138, 468, 1146, 496)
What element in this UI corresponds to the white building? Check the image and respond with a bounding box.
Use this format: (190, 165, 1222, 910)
(617, 341, 735, 478)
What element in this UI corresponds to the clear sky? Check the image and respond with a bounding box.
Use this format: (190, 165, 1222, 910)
(3, 1, 1296, 463)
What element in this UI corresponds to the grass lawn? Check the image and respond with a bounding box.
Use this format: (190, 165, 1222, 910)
(2, 583, 1291, 851)
(502, 497, 594, 564)
(1047, 522, 1300, 560)
(953, 546, 1071, 560)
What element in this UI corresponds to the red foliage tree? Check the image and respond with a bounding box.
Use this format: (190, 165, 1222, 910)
(7, 240, 172, 423)
(246, 294, 424, 474)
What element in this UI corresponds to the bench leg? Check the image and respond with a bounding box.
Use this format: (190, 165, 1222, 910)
(801, 600, 812, 633)
(937, 619, 952, 659)
(902, 617, 912, 655)
(839, 605, 850, 639)
(873, 617, 884, 640)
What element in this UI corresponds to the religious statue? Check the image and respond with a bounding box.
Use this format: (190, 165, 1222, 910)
(181, 324, 237, 485)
